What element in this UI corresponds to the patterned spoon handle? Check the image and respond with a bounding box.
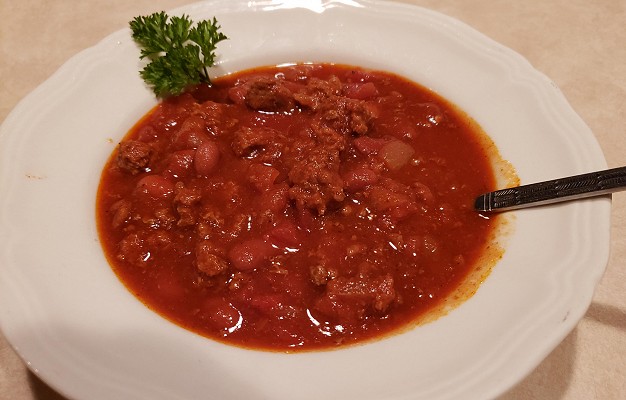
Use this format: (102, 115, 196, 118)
(475, 166, 626, 212)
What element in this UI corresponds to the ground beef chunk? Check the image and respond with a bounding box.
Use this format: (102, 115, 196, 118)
(117, 140, 153, 174)
(146, 230, 173, 250)
(309, 262, 338, 286)
(232, 127, 285, 163)
(293, 76, 342, 110)
(286, 123, 347, 215)
(348, 100, 376, 135)
(117, 230, 173, 267)
(173, 183, 203, 206)
(287, 147, 345, 215)
(311, 122, 347, 151)
(294, 76, 375, 135)
(244, 78, 296, 112)
(117, 232, 145, 264)
(196, 207, 224, 239)
(191, 101, 236, 137)
(109, 199, 132, 228)
(195, 241, 229, 277)
(152, 208, 177, 229)
(229, 75, 379, 215)
(321, 97, 375, 136)
(173, 183, 202, 227)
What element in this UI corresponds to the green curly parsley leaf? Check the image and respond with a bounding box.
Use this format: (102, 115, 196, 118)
(129, 11, 228, 97)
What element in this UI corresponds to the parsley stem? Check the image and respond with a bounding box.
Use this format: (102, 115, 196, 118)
(202, 65, 210, 83)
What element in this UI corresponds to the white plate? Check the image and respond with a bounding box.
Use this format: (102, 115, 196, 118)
(0, 1, 610, 399)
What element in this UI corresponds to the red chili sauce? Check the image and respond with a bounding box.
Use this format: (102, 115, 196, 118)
(97, 63, 499, 351)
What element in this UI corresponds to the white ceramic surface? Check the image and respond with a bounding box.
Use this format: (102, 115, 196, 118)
(0, 1, 610, 399)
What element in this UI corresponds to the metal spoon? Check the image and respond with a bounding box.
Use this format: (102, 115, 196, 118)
(474, 166, 626, 212)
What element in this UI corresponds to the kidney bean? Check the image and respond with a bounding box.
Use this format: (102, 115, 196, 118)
(228, 239, 277, 271)
(343, 166, 380, 192)
(194, 141, 220, 176)
(171, 116, 209, 149)
(265, 220, 302, 249)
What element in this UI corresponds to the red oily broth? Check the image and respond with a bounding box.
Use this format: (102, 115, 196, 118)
(96, 63, 510, 351)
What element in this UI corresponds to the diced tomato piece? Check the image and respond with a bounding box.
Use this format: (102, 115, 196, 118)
(404, 234, 440, 256)
(280, 64, 321, 81)
(248, 163, 280, 192)
(417, 102, 444, 126)
(135, 125, 158, 142)
(393, 119, 418, 140)
(343, 82, 379, 100)
(379, 140, 415, 170)
(250, 294, 297, 319)
(388, 203, 418, 222)
(164, 149, 195, 179)
(412, 182, 435, 204)
(227, 85, 247, 105)
(353, 136, 388, 155)
(296, 208, 320, 233)
(259, 183, 289, 214)
(344, 68, 373, 83)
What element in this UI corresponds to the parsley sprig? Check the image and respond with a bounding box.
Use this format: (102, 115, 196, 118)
(129, 11, 228, 97)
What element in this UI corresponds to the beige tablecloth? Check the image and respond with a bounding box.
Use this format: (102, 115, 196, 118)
(1, 1, 625, 399)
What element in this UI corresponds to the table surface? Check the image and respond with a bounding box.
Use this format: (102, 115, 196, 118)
(1, 0, 625, 399)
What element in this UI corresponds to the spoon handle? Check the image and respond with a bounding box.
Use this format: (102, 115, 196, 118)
(475, 166, 626, 212)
